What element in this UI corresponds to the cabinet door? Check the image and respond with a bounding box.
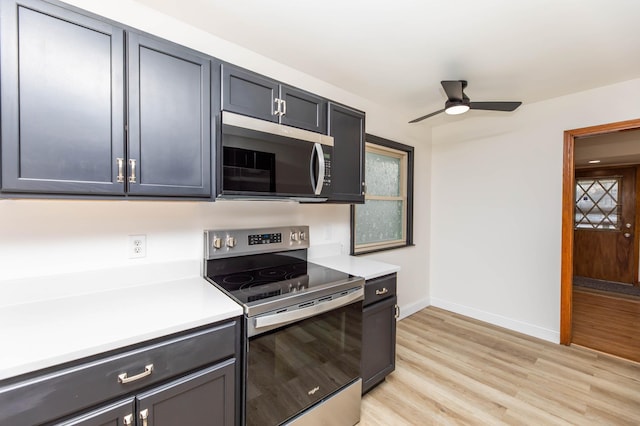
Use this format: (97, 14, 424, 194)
(56, 398, 135, 426)
(136, 359, 235, 426)
(0, 0, 125, 195)
(362, 295, 397, 394)
(127, 33, 211, 197)
(221, 64, 279, 123)
(279, 86, 327, 133)
(327, 103, 365, 203)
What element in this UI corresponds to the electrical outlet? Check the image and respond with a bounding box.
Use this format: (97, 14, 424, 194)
(128, 234, 146, 259)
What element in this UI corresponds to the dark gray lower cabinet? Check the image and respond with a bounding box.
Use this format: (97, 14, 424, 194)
(0, 319, 240, 426)
(362, 274, 397, 394)
(136, 361, 235, 426)
(57, 398, 135, 426)
(58, 360, 235, 426)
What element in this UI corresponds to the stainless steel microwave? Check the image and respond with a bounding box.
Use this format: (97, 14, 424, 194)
(219, 112, 333, 201)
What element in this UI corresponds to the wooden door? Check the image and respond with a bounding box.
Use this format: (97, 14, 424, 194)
(573, 166, 637, 284)
(127, 33, 211, 197)
(0, 0, 125, 195)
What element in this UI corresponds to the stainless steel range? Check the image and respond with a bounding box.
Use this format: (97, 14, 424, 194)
(203, 226, 364, 426)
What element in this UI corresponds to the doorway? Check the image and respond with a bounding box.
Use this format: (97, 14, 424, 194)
(560, 119, 640, 360)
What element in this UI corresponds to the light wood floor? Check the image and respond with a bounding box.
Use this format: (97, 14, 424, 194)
(359, 307, 640, 425)
(572, 287, 640, 363)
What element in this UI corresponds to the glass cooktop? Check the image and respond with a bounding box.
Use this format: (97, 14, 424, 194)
(205, 251, 355, 306)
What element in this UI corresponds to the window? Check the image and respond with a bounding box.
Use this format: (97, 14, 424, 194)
(351, 134, 414, 254)
(575, 177, 621, 230)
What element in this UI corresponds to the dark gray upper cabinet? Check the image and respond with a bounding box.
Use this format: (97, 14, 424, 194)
(0, 0, 126, 195)
(127, 33, 212, 197)
(328, 103, 366, 203)
(221, 64, 327, 133)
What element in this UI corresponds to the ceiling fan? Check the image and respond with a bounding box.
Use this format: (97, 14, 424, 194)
(409, 80, 522, 123)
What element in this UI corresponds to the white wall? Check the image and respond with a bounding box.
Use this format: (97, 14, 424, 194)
(0, 0, 431, 316)
(430, 78, 640, 342)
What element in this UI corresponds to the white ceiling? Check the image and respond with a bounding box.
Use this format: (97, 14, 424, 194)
(134, 0, 640, 124)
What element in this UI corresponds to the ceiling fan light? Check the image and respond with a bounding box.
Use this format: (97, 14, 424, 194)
(445, 104, 470, 115)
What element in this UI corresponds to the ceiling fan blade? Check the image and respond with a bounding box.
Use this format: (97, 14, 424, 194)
(408, 109, 445, 123)
(441, 80, 465, 101)
(469, 101, 522, 112)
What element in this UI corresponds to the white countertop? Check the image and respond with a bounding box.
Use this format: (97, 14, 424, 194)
(0, 261, 242, 381)
(311, 254, 400, 281)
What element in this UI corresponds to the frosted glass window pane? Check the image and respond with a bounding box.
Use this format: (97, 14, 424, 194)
(355, 200, 403, 244)
(575, 177, 620, 230)
(365, 152, 400, 196)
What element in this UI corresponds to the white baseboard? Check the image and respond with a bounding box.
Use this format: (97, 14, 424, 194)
(397, 297, 430, 320)
(430, 298, 560, 343)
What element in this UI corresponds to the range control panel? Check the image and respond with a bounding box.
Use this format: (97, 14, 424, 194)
(204, 226, 309, 259)
(248, 233, 282, 245)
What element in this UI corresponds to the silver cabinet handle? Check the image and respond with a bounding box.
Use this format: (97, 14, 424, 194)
(139, 408, 149, 426)
(123, 414, 134, 426)
(395, 304, 400, 319)
(274, 98, 282, 116)
(128, 159, 137, 183)
(118, 364, 153, 384)
(375, 287, 389, 296)
(116, 158, 125, 183)
(281, 99, 286, 116)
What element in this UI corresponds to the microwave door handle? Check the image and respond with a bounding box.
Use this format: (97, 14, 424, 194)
(309, 143, 325, 195)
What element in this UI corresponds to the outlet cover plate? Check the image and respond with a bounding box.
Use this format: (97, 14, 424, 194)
(128, 234, 147, 259)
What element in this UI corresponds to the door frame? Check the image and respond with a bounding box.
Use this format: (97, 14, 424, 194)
(560, 118, 640, 344)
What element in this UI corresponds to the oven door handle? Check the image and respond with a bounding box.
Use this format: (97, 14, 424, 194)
(254, 288, 364, 330)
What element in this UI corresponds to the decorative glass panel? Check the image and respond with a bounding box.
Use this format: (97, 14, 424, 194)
(355, 200, 403, 244)
(365, 152, 400, 196)
(575, 177, 620, 230)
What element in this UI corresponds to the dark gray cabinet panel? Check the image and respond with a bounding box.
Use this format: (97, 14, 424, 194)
(362, 295, 397, 394)
(221, 64, 279, 123)
(136, 359, 235, 426)
(328, 103, 365, 203)
(127, 33, 212, 197)
(57, 398, 135, 426)
(0, 0, 125, 194)
(362, 273, 397, 394)
(279, 86, 327, 133)
(222, 64, 327, 133)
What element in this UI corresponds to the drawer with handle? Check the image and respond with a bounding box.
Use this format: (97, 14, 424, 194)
(0, 319, 238, 426)
(363, 273, 397, 307)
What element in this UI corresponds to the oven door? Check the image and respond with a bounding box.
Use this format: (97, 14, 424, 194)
(245, 290, 363, 426)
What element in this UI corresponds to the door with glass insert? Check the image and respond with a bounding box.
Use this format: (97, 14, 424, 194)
(573, 167, 637, 284)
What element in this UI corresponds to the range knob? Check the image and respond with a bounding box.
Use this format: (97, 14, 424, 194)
(299, 231, 306, 241)
(290, 231, 299, 242)
(212, 237, 222, 250)
(226, 236, 236, 248)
